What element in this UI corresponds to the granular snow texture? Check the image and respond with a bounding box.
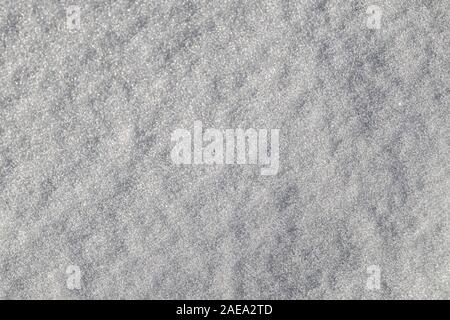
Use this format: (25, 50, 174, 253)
(0, 0, 449, 299)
